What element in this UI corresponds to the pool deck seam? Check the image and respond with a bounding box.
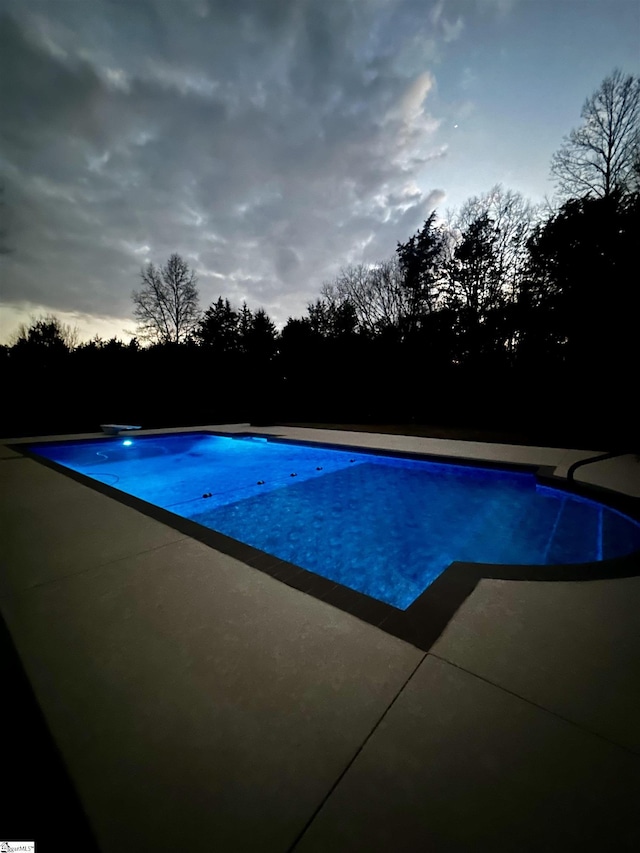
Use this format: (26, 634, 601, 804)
(15, 535, 192, 595)
(285, 650, 429, 853)
(428, 651, 640, 757)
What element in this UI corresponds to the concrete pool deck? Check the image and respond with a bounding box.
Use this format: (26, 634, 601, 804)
(1, 425, 639, 850)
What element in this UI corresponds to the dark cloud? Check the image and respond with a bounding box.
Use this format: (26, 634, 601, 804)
(0, 0, 465, 335)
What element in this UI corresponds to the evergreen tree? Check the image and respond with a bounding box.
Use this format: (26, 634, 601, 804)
(396, 212, 447, 336)
(195, 297, 240, 354)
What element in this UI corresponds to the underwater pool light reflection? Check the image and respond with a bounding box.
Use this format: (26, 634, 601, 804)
(122, 440, 133, 446)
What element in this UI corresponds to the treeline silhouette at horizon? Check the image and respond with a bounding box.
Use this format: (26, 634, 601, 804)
(2, 71, 639, 449)
(3, 187, 637, 448)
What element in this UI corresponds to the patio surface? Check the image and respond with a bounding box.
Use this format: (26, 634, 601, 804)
(1, 425, 639, 851)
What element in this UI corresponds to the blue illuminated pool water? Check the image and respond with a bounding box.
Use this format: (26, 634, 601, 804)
(29, 433, 640, 609)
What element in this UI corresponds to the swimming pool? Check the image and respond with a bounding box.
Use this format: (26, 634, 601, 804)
(27, 432, 640, 610)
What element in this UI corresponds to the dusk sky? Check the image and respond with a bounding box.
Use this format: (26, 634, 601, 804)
(1, 0, 638, 343)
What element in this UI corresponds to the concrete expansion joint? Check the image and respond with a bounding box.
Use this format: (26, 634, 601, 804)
(427, 651, 640, 758)
(285, 650, 428, 853)
(22, 536, 192, 594)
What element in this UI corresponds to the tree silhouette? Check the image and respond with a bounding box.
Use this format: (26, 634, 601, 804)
(307, 296, 358, 339)
(454, 185, 537, 299)
(237, 302, 254, 353)
(245, 308, 278, 362)
(443, 214, 504, 365)
(132, 253, 200, 344)
(448, 215, 501, 315)
(525, 190, 639, 370)
(396, 212, 447, 336)
(326, 259, 409, 336)
(551, 69, 640, 200)
(11, 314, 78, 356)
(195, 297, 240, 354)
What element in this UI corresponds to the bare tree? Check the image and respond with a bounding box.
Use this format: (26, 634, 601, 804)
(324, 259, 409, 335)
(132, 253, 200, 344)
(551, 69, 640, 200)
(453, 185, 538, 300)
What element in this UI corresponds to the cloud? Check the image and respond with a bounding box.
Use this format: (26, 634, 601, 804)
(0, 0, 458, 339)
(429, 1, 464, 41)
(480, 0, 519, 17)
(399, 72, 435, 123)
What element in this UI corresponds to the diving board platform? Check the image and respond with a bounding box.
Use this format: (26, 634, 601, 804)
(100, 424, 142, 436)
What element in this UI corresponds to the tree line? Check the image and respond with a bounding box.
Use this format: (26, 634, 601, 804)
(2, 69, 638, 447)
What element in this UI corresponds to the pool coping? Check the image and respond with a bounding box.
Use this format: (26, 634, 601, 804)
(12, 429, 640, 653)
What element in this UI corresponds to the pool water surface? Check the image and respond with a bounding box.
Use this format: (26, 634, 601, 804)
(28, 432, 640, 609)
